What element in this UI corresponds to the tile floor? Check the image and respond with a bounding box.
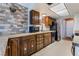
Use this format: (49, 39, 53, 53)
(32, 40, 72, 56)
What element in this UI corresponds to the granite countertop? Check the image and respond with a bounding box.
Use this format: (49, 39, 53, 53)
(0, 31, 55, 56)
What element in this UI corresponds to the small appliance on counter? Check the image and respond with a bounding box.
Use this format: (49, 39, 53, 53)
(29, 26, 39, 33)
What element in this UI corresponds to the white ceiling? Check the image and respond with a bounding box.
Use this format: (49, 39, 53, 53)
(20, 3, 79, 19)
(65, 3, 79, 16)
(50, 4, 69, 17)
(48, 3, 79, 18)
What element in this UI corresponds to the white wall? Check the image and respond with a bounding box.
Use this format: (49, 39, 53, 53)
(57, 17, 74, 39)
(65, 20, 74, 37)
(19, 3, 51, 31)
(74, 15, 79, 33)
(57, 18, 66, 39)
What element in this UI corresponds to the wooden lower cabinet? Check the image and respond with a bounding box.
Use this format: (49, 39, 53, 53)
(5, 32, 52, 56)
(5, 37, 21, 56)
(36, 34, 44, 51)
(27, 35, 36, 55)
(20, 37, 28, 56)
(21, 35, 36, 56)
(44, 33, 52, 47)
(5, 39, 12, 56)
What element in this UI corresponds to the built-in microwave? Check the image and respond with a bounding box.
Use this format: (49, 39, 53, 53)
(29, 26, 39, 33)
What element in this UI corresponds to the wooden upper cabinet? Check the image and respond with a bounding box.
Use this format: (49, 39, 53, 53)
(43, 16, 54, 26)
(30, 10, 40, 25)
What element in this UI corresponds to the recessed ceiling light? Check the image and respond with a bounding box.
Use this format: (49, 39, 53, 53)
(42, 14, 46, 16)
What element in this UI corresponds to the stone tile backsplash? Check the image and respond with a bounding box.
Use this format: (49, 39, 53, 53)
(0, 3, 28, 35)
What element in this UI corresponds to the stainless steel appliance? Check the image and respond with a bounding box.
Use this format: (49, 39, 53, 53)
(29, 26, 39, 33)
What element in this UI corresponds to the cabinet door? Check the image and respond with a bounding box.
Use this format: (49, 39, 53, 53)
(5, 37, 21, 56)
(20, 37, 28, 56)
(37, 43, 43, 51)
(10, 37, 21, 56)
(36, 34, 44, 51)
(5, 40, 12, 56)
(30, 10, 39, 25)
(44, 33, 52, 47)
(27, 35, 36, 55)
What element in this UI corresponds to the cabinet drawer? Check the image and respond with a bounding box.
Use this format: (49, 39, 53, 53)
(37, 38, 43, 42)
(22, 35, 35, 39)
(37, 40, 43, 45)
(37, 34, 43, 38)
(44, 33, 51, 36)
(37, 43, 43, 51)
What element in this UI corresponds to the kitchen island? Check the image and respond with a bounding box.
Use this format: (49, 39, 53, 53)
(0, 31, 55, 56)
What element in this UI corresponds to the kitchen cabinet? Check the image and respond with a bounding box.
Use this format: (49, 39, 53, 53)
(5, 37, 21, 56)
(30, 10, 40, 25)
(43, 16, 54, 26)
(5, 39, 12, 56)
(5, 32, 52, 56)
(44, 33, 52, 47)
(36, 34, 44, 51)
(20, 36, 28, 56)
(27, 35, 36, 55)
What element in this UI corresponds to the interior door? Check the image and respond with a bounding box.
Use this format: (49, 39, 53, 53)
(65, 20, 74, 37)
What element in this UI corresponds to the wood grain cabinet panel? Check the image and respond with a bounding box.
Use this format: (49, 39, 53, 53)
(5, 37, 21, 56)
(30, 10, 40, 25)
(5, 40, 12, 56)
(43, 16, 55, 26)
(10, 37, 21, 56)
(20, 37, 28, 56)
(5, 32, 52, 56)
(27, 35, 36, 55)
(36, 34, 44, 51)
(44, 33, 52, 47)
(20, 35, 36, 56)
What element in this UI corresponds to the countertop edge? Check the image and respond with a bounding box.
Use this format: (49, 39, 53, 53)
(8, 31, 55, 38)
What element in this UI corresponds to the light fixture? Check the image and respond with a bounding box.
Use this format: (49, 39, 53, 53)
(42, 14, 46, 17)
